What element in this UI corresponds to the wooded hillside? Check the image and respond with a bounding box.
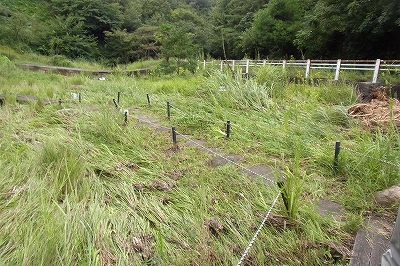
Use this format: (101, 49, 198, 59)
(0, 0, 399, 64)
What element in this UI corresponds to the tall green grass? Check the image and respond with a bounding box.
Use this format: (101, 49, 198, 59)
(0, 56, 399, 265)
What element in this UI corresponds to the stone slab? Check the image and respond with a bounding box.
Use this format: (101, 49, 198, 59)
(209, 154, 241, 167)
(316, 199, 343, 221)
(350, 216, 392, 266)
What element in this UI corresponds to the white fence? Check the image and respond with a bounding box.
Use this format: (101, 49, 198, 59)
(202, 59, 400, 83)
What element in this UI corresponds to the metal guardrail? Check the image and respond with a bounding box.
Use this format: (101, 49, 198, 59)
(202, 59, 400, 83)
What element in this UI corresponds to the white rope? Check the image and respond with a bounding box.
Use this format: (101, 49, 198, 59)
(341, 146, 400, 168)
(175, 130, 276, 185)
(237, 192, 281, 265)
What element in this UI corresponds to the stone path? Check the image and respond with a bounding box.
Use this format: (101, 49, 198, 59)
(350, 216, 393, 266)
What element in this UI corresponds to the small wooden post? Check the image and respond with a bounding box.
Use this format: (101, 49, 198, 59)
(203, 60, 206, 70)
(232, 60, 235, 71)
(220, 61, 223, 71)
(277, 181, 289, 212)
(263, 59, 266, 66)
(167, 101, 171, 120)
(245, 60, 250, 75)
(124, 110, 128, 124)
(333, 141, 341, 172)
(172, 127, 177, 146)
(146, 94, 150, 105)
(305, 59, 311, 79)
(226, 120, 231, 138)
(282, 60, 287, 70)
(372, 59, 381, 83)
(334, 59, 341, 81)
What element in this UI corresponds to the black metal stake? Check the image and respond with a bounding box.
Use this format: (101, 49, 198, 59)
(146, 94, 150, 105)
(113, 98, 118, 108)
(277, 181, 289, 212)
(78, 93, 81, 103)
(167, 101, 171, 120)
(172, 126, 177, 146)
(333, 141, 341, 172)
(59, 98, 62, 105)
(124, 110, 128, 124)
(226, 120, 231, 138)
(117, 92, 121, 103)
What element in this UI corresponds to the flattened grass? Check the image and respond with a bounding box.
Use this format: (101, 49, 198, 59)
(0, 60, 399, 265)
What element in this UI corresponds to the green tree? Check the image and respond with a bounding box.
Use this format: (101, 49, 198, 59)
(295, 0, 400, 59)
(140, 0, 172, 25)
(103, 29, 134, 65)
(49, 0, 124, 42)
(131, 25, 160, 60)
(242, 0, 306, 59)
(209, 0, 269, 59)
(40, 16, 97, 58)
(156, 24, 199, 74)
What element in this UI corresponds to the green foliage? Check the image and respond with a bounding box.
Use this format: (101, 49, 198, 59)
(49, 55, 74, 67)
(156, 24, 200, 74)
(49, 0, 124, 38)
(130, 25, 160, 60)
(295, 0, 400, 59)
(242, 0, 306, 59)
(103, 29, 134, 65)
(39, 16, 97, 58)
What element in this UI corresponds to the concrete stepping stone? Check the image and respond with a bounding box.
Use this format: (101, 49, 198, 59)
(209, 154, 241, 167)
(316, 199, 344, 221)
(243, 165, 277, 185)
(136, 114, 161, 128)
(350, 216, 393, 266)
(245, 165, 275, 178)
(16, 94, 38, 103)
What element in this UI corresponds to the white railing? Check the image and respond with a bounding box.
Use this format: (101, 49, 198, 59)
(202, 59, 400, 83)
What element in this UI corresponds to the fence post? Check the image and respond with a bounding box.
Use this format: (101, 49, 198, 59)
(124, 110, 128, 124)
(146, 94, 150, 105)
(334, 59, 341, 81)
(333, 141, 341, 172)
(203, 60, 206, 70)
(232, 60, 235, 71)
(78, 93, 81, 103)
(167, 101, 171, 120)
(220, 61, 223, 72)
(226, 120, 231, 138)
(113, 98, 118, 108)
(172, 127, 177, 146)
(305, 59, 311, 79)
(263, 59, 266, 66)
(117, 92, 121, 104)
(372, 59, 381, 83)
(246, 60, 250, 75)
(282, 60, 287, 70)
(277, 181, 289, 212)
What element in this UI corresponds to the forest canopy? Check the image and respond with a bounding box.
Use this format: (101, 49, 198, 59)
(0, 0, 399, 64)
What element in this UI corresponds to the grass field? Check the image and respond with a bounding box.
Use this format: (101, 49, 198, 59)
(0, 50, 399, 265)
